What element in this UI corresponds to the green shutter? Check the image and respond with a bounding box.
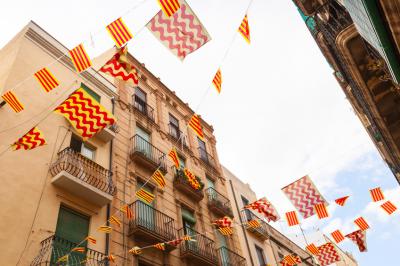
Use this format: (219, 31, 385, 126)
(55, 206, 90, 244)
(81, 83, 101, 103)
(181, 208, 196, 224)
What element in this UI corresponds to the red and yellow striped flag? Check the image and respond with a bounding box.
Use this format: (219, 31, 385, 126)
(153, 243, 166, 251)
(331, 230, 345, 243)
(106, 18, 133, 48)
(247, 219, 261, 228)
(212, 69, 222, 93)
(71, 247, 85, 253)
(370, 187, 384, 202)
(188, 114, 204, 140)
(335, 196, 349, 206)
(354, 217, 369, 231)
(129, 246, 142, 255)
(152, 169, 166, 188)
(69, 44, 92, 72)
(182, 235, 192, 241)
(219, 227, 233, 236)
(314, 203, 329, 219)
(381, 200, 397, 215)
(157, 0, 180, 17)
(109, 215, 121, 227)
(34, 67, 59, 92)
(168, 148, 180, 168)
(285, 211, 299, 226)
(238, 14, 250, 44)
(283, 254, 301, 265)
(2, 91, 24, 113)
(106, 254, 115, 262)
(12, 127, 46, 150)
(120, 205, 133, 220)
(57, 255, 69, 263)
(86, 236, 97, 244)
(136, 188, 155, 204)
(306, 243, 319, 255)
(97, 225, 112, 233)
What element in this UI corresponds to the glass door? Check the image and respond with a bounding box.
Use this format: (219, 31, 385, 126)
(217, 231, 230, 266)
(136, 126, 152, 159)
(137, 181, 155, 231)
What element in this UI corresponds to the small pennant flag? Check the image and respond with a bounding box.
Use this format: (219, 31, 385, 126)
(335, 196, 349, 206)
(86, 236, 96, 244)
(69, 44, 92, 72)
(238, 14, 250, 43)
(57, 255, 69, 263)
(182, 235, 192, 241)
(34, 68, 59, 92)
(71, 247, 85, 253)
(157, 0, 180, 17)
(285, 211, 300, 226)
(283, 254, 301, 266)
(306, 243, 319, 255)
(136, 188, 155, 204)
(97, 225, 112, 233)
(219, 227, 233, 236)
(381, 200, 397, 215)
(12, 127, 46, 150)
(129, 246, 142, 255)
(169, 238, 184, 246)
(106, 18, 133, 48)
(109, 215, 121, 227)
(244, 197, 280, 222)
(212, 216, 233, 228)
(247, 219, 261, 228)
(106, 254, 115, 262)
(354, 217, 369, 231)
(346, 230, 367, 252)
(370, 187, 384, 202)
(2, 91, 24, 113)
(188, 114, 204, 140)
(314, 203, 329, 219)
(212, 69, 222, 93)
(120, 205, 133, 220)
(168, 148, 180, 168)
(152, 169, 166, 188)
(331, 230, 345, 243)
(153, 243, 166, 251)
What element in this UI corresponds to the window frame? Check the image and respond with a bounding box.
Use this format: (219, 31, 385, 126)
(255, 244, 267, 266)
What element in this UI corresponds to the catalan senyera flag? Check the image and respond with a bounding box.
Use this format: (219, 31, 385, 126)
(86, 236, 97, 244)
(331, 230, 345, 243)
(354, 217, 369, 231)
(183, 168, 201, 190)
(335, 196, 349, 206)
(247, 219, 261, 228)
(152, 169, 166, 188)
(136, 188, 155, 204)
(120, 205, 133, 220)
(314, 203, 329, 219)
(168, 148, 180, 168)
(98, 226, 112, 233)
(182, 235, 192, 241)
(188, 114, 204, 140)
(106, 18, 133, 48)
(69, 44, 92, 72)
(212, 69, 222, 93)
(212, 216, 233, 228)
(129, 246, 142, 255)
(306, 243, 319, 255)
(34, 67, 59, 92)
(109, 215, 121, 227)
(381, 200, 397, 215)
(285, 211, 300, 226)
(238, 14, 250, 44)
(2, 91, 24, 113)
(72, 247, 85, 253)
(12, 127, 46, 151)
(54, 87, 116, 141)
(153, 243, 166, 251)
(369, 187, 384, 202)
(218, 227, 233, 236)
(157, 0, 181, 18)
(283, 254, 301, 266)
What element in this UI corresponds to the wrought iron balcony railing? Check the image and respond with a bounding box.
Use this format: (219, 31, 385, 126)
(49, 147, 115, 195)
(30, 235, 107, 266)
(198, 147, 218, 172)
(217, 247, 246, 266)
(241, 210, 269, 240)
(168, 123, 189, 149)
(173, 168, 204, 202)
(131, 134, 167, 173)
(133, 95, 155, 121)
(206, 187, 233, 217)
(128, 200, 176, 243)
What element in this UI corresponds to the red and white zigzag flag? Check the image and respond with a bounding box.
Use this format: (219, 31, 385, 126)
(244, 197, 280, 222)
(345, 230, 367, 252)
(316, 242, 341, 266)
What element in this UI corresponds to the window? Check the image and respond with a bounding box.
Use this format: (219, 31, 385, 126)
(134, 87, 147, 114)
(169, 113, 180, 139)
(181, 208, 196, 234)
(198, 138, 208, 161)
(255, 245, 267, 266)
(241, 196, 252, 221)
(81, 83, 100, 103)
(70, 135, 95, 160)
(206, 176, 215, 189)
(178, 156, 186, 169)
(278, 252, 284, 260)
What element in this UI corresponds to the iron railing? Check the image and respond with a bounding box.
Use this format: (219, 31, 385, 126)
(49, 147, 115, 195)
(131, 134, 167, 172)
(198, 147, 218, 171)
(217, 247, 246, 266)
(173, 168, 204, 201)
(206, 187, 233, 217)
(133, 95, 155, 121)
(240, 210, 269, 239)
(30, 235, 107, 265)
(168, 123, 189, 148)
(178, 227, 217, 264)
(129, 200, 176, 242)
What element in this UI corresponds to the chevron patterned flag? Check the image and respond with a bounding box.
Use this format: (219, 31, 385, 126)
(285, 211, 300, 226)
(128, 246, 142, 255)
(71, 247, 85, 253)
(136, 188, 155, 204)
(120, 204, 133, 220)
(212, 216, 233, 228)
(152, 169, 166, 188)
(354, 217, 369, 231)
(335, 196, 349, 206)
(314, 203, 329, 219)
(2, 91, 24, 113)
(97, 226, 112, 233)
(100, 47, 139, 85)
(238, 14, 250, 43)
(212, 69, 222, 93)
(282, 175, 327, 219)
(247, 219, 261, 228)
(345, 230, 367, 252)
(169, 238, 184, 246)
(12, 127, 46, 150)
(188, 114, 205, 140)
(109, 215, 121, 227)
(157, 0, 180, 17)
(106, 18, 133, 48)
(54, 87, 116, 141)
(34, 67, 59, 92)
(86, 236, 97, 244)
(369, 187, 384, 202)
(168, 148, 180, 168)
(147, 0, 211, 60)
(244, 197, 280, 222)
(218, 227, 233, 236)
(381, 200, 397, 215)
(283, 254, 301, 266)
(69, 44, 92, 72)
(331, 230, 345, 243)
(153, 243, 166, 251)
(306, 243, 319, 255)
(316, 243, 341, 266)
(184, 168, 201, 190)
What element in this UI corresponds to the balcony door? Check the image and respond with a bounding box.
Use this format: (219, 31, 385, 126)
(207, 176, 217, 201)
(136, 126, 152, 159)
(182, 208, 197, 252)
(134, 87, 147, 114)
(198, 138, 208, 161)
(241, 196, 252, 221)
(217, 231, 230, 266)
(136, 181, 155, 231)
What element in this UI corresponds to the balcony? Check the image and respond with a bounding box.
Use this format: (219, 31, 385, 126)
(198, 147, 219, 173)
(130, 134, 167, 173)
(133, 95, 155, 122)
(178, 227, 218, 265)
(217, 247, 246, 266)
(241, 210, 269, 240)
(168, 123, 189, 150)
(95, 124, 117, 143)
(128, 200, 176, 248)
(31, 235, 107, 266)
(49, 147, 115, 206)
(173, 168, 204, 202)
(206, 188, 233, 218)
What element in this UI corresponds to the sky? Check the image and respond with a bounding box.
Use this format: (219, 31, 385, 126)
(1, 0, 399, 265)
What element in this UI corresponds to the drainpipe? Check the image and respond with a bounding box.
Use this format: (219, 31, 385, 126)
(229, 180, 255, 266)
